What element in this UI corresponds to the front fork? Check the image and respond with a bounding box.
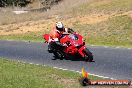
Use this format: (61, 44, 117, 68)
(78, 46, 85, 57)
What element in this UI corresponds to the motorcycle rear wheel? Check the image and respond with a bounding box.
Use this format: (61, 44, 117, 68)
(83, 48, 93, 62)
(53, 51, 65, 60)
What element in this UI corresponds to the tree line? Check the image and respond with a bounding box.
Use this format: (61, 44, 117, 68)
(0, 0, 62, 7)
(0, 0, 31, 7)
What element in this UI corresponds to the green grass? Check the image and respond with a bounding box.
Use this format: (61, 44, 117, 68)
(0, 15, 131, 47)
(73, 15, 132, 47)
(0, 58, 131, 88)
(68, 0, 132, 47)
(71, 0, 132, 15)
(0, 57, 104, 88)
(0, 0, 132, 48)
(0, 32, 43, 42)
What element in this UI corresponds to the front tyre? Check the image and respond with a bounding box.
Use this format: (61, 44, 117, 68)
(83, 48, 93, 62)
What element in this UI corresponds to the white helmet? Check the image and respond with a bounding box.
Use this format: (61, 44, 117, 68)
(56, 22, 64, 31)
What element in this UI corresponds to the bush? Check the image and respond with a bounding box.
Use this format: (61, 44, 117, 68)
(0, 0, 31, 7)
(0, 0, 62, 7)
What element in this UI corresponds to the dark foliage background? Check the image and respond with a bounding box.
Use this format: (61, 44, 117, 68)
(0, 0, 62, 7)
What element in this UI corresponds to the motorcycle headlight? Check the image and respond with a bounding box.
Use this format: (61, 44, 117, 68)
(74, 44, 80, 47)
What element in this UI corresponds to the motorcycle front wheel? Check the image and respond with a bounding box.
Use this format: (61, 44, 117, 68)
(83, 48, 93, 62)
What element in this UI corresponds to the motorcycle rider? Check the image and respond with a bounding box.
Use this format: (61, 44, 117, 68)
(48, 22, 74, 52)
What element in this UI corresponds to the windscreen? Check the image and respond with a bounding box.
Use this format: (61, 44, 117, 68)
(69, 34, 78, 40)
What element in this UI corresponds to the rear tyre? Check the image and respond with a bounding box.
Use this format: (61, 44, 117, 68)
(83, 48, 93, 62)
(53, 51, 65, 60)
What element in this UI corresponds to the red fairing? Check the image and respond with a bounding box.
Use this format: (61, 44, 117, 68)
(42, 34, 50, 43)
(59, 34, 69, 43)
(42, 31, 93, 61)
(59, 33, 85, 57)
(78, 46, 85, 57)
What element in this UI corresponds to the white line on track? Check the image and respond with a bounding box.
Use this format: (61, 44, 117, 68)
(29, 63, 33, 64)
(104, 46, 109, 48)
(2, 40, 131, 80)
(128, 48, 132, 50)
(53, 66, 116, 80)
(17, 60, 116, 80)
(89, 44, 132, 50)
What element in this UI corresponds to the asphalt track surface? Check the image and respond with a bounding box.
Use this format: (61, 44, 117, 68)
(0, 40, 132, 80)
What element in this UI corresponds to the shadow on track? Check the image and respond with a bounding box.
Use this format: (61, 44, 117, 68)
(52, 55, 95, 62)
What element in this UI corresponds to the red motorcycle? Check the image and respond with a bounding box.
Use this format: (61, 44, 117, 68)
(43, 32, 93, 62)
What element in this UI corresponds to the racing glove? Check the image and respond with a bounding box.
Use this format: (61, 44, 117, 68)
(68, 28, 74, 33)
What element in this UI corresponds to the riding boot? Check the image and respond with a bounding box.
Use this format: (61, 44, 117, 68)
(54, 41, 65, 51)
(48, 43, 53, 53)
